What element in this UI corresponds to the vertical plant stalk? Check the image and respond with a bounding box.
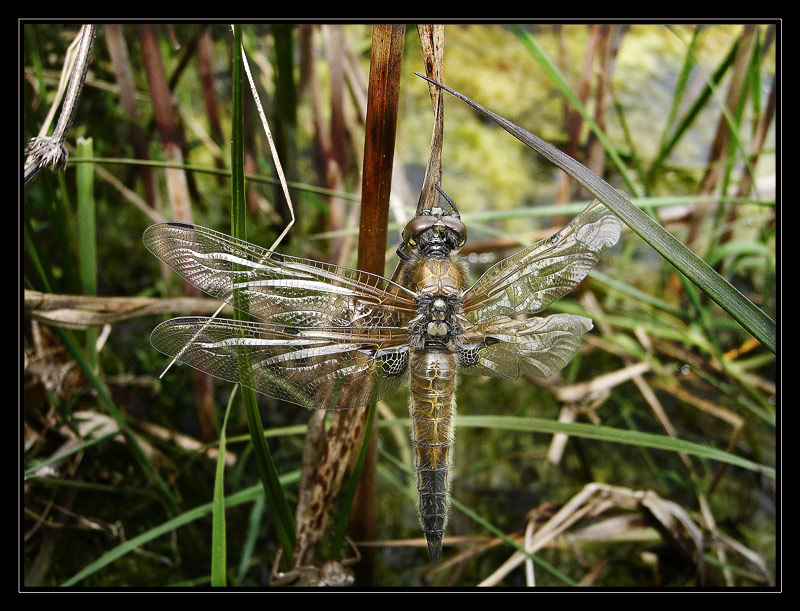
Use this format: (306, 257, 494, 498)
(230, 24, 297, 562)
(24, 24, 96, 184)
(737, 72, 775, 199)
(586, 25, 619, 181)
(320, 25, 350, 265)
(342, 23, 405, 582)
(270, 24, 300, 231)
(104, 24, 161, 210)
(414, 25, 445, 215)
(137, 24, 193, 225)
(390, 24, 444, 287)
(75, 136, 97, 370)
(291, 31, 354, 564)
(555, 24, 599, 207)
(196, 26, 227, 183)
(137, 24, 217, 440)
(210, 387, 236, 587)
(687, 25, 759, 252)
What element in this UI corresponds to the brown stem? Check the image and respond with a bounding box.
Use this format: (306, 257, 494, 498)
(105, 24, 161, 210)
(137, 25, 216, 439)
(349, 24, 406, 584)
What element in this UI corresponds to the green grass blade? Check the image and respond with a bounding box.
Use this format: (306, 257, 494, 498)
(454, 415, 774, 477)
(235, 495, 266, 585)
(230, 24, 296, 560)
(24, 431, 119, 479)
(211, 386, 237, 586)
(57, 324, 181, 512)
(666, 26, 702, 135)
(379, 415, 773, 477)
(649, 32, 738, 181)
(68, 156, 362, 202)
(23, 219, 53, 293)
(76, 136, 97, 369)
(448, 497, 578, 586)
(654, 25, 702, 167)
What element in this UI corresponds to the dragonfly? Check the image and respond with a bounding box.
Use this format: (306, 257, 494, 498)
(143, 197, 621, 564)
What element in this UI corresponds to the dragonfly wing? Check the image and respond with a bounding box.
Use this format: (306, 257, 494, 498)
(143, 222, 417, 328)
(151, 317, 410, 410)
(461, 200, 621, 322)
(457, 314, 593, 379)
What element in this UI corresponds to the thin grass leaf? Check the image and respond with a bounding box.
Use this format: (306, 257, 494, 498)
(448, 497, 578, 587)
(696, 26, 761, 205)
(611, 92, 648, 195)
(76, 137, 97, 369)
(649, 32, 739, 181)
(23, 220, 53, 295)
(707, 239, 772, 268)
(453, 415, 774, 477)
(268, 24, 300, 226)
(68, 157, 362, 202)
(416, 74, 776, 354)
(378, 414, 772, 478)
(235, 495, 266, 585)
(658, 25, 702, 158)
(211, 386, 237, 587)
(24, 431, 119, 479)
(588, 268, 689, 319)
(58, 324, 182, 512)
(230, 24, 296, 560)
(748, 27, 763, 120)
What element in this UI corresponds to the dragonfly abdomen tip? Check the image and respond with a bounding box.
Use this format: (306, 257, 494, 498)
(426, 532, 443, 564)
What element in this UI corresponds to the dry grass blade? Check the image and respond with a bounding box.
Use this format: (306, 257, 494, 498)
(24, 289, 230, 330)
(478, 483, 771, 587)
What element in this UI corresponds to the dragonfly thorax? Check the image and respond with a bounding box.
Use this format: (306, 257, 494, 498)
(408, 292, 463, 349)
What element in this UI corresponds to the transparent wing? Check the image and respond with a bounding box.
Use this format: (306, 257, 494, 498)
(457, 314, 593, 379)
(143, 222, 418, 329)
(151, 317, 410, 410)
(462, 200, 621, 323)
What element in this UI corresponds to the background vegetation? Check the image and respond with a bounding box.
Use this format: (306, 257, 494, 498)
(22, 22, 777, 588)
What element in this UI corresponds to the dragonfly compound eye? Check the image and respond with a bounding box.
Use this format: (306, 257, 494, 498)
(403, 215, 438, 248)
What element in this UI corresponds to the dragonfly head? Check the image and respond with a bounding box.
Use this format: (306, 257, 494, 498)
(399, 207, 467, 259)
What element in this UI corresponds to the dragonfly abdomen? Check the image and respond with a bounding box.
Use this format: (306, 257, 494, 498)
(409, 348, 457, 564)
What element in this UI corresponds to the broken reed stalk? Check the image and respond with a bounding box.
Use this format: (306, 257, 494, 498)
(24, 24, 96, 184)
(414, 25, 445, 216)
